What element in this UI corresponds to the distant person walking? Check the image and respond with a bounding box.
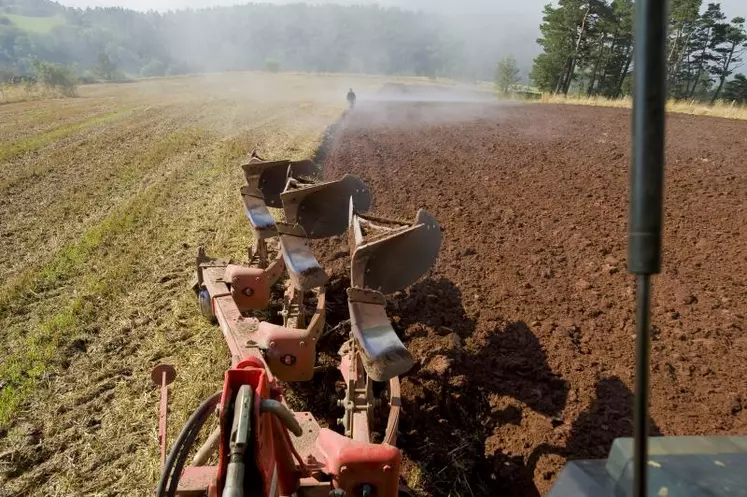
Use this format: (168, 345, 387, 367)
(347, 88, 356, 109)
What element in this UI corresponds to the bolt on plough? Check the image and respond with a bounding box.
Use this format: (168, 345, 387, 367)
(152, 149, 442, 497)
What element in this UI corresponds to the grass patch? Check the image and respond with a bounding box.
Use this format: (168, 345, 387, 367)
(535, 93, 747, 120)
(0, 126, 211, 314)
(0, 73, 352, 494)
(0, 82, 74, 105)
(0, 296, 91, 426)
(0, 196, 156, 428)
(0, 184, 167, 428)
(4, 13, 65, 33)
(667, 99, 747, 119)
(0, 123, 238, 429)
(0, 108, 134, 162)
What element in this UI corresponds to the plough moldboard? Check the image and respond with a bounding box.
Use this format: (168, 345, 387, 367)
(153, 150, 442, 497)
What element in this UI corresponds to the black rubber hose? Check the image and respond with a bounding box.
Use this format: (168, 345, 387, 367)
(160, 391, 221, 497)
(166, 404, 217, 497)
(166, 419, 202, 497)
(156, 391, 222, 497)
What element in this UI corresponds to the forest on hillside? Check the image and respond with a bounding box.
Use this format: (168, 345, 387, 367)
(0, 0, 523, 82)
(531, 0, 747, 103)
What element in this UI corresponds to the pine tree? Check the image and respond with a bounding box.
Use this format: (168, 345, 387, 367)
(531, 4, 573, 92)
(667, 0, 703, 95)
(531, 0, 637, 98)
(528, 0, 746, 104)
(609, 0, 635, 98)
(531, 0, 609, 95)
(709, 16, 747, 103)
(589, 0, 634, 98)
(722, 74, 747, 103)
(685, 3, 725, 99)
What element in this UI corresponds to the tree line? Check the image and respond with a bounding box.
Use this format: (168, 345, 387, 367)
(3, 0, 746, 104)
(0, 0, 516, 83)
(531, 0, 747, 103)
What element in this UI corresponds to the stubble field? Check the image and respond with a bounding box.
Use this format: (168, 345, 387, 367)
(0, 72, 362, 495)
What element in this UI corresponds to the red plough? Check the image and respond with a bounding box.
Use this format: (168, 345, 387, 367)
(152, 150, 442, 497)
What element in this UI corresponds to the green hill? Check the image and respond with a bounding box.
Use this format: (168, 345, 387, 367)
(3, 12, 64, 33)
(0, 0, 65, 16)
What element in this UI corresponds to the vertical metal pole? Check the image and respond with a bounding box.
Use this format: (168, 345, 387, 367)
(630, 0, 668, 496)
(159, 371, 169, 467)
(152, 364, 176, 469)
(633, 275, 652, 496)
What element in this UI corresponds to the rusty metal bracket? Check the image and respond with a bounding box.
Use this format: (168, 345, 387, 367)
(337, 340, 376, 442)
(254, 286, 326, 382)
(151, 364, 176, 468)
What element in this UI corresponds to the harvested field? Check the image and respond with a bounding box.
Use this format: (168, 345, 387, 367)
(0, 72, 377, 496)
(314, 101, 747, 496)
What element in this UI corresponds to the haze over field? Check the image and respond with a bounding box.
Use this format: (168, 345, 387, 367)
(48, 0, 747, 79)
(55, 0, 747, 16)
(1, 0, 546, 82)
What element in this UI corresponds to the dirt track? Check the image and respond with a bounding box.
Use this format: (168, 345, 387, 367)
(315, 101, 747, 496)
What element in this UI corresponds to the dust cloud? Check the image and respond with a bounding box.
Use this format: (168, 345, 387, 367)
(43, 0, 747, 83)
(341, 83, 516, 132)
(52, 0, 553, 82)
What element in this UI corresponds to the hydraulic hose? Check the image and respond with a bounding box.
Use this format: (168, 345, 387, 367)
(156, 391, 222, 497)
(260, 399, 303, 436)
(167, 412, 211, 497)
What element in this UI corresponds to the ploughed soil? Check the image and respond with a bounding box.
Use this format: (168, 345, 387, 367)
(313, 101, 747, 496)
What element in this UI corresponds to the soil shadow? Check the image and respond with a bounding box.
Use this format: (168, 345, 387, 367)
(281, 276, 351, 429)
(527, 376, 663, 481)
(565, 377, 663, 460)
(391, 278, 567, 497)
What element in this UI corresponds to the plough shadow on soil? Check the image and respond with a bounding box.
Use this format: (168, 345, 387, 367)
(388, 278, 662, 497)
(280, 276, 354, 430)
(388, 277, 563, 496)
(300, 236, 658, 495)
(525, 377, 663, 481)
